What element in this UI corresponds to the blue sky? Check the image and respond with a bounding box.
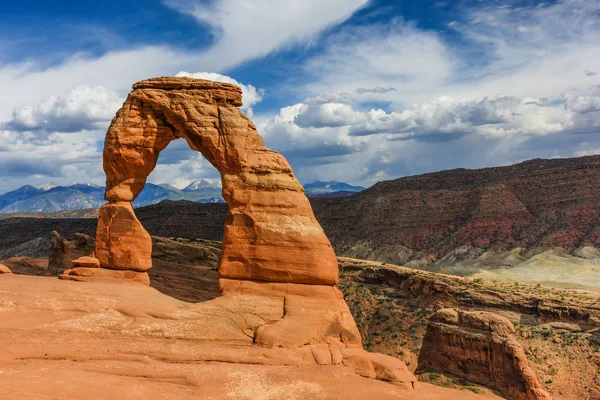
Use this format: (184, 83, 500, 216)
(0, 0, 599, 193)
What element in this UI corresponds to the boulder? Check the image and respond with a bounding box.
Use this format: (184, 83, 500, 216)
(72, 256, 101, 268)
(0, 264, 12, 274)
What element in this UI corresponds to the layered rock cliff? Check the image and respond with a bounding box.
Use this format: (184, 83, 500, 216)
(313, 155, 600, 264)
(417, 309, 551, 400)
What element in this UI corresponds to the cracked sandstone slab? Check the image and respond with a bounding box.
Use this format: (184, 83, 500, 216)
(0, 274, 475, 399)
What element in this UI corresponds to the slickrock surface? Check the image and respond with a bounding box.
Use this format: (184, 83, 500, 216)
(4, 248, 599, 398)
(84, 76, 338, 286)
(418, 309, 551, 400)
(0, 263, 11, 273)
(0, 274, 491, 400)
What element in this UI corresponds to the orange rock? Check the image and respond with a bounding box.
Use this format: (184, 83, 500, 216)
(72, 256, 101, 268)
(60, 267, 149, 285)
(0, 264, 12, 274)
(341, 348, 418, 388)
(98, 76, 338, 285)
(219, 278, 362, 347)
(418, 308, 551, 400)
(95, 202, 152, 272)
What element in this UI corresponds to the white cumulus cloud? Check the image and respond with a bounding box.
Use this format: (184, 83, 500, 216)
(294, 102, 364, 128)
(175, 71, 264, 115)
(2, 85, 123, 133)
(564, 85, 600, 114)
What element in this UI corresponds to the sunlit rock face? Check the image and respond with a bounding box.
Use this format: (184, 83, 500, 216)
(67, 77, 338, 286)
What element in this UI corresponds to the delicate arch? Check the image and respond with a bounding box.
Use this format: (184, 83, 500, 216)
(94, 77, 339, 286)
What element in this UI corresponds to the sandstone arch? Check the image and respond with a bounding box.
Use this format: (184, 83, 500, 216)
(55, 78, 420, 385)
(76, 77, 339, 286)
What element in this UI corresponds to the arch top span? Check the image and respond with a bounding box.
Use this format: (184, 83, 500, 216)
(132, 77, 243, 107)
(90, 76, 339, 287)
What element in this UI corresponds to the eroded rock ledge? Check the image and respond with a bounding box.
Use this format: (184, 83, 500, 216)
(418, 308, 552, 400)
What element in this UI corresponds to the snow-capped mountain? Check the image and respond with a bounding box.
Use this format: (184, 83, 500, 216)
(182, 179, 222, 191)
(0, 180, 224, 212)
(303, 181, 365, 195)
(158, 183, 182, 193)
(36, 182, 59, 191)
(0, 180, 364, 212)
(67, 182, 102, 189)
(0, 185, 44, 210)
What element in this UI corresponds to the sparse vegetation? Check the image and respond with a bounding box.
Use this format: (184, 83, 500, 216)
(337, 258, 600, 400)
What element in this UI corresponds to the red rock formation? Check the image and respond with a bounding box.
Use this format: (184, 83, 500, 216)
(48, 231, 95, 276)
(313, 155, 600, 264)
(219, 278, 362, 348)
(72, 256, 101, 268)
(63, 77, 338, 286)
(47, 230, 72, 276)
(418, 308, 551, 400)
(0, 264, 12, 274)
(95, 202, 152, 272)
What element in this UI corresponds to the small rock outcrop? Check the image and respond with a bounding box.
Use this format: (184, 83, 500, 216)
(418, 308, 551, 400)
(47, 231, 72, 276)
(49, 231, 95, 276)
(71, 256, 101, 268)
(0, 264, 12, 274)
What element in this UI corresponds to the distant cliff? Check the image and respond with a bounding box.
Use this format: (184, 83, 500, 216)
(312, 155, 600, 264)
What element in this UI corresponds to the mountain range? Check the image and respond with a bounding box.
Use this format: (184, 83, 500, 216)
(304, 181, 365, 199)
(0, 180, 363, 213)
